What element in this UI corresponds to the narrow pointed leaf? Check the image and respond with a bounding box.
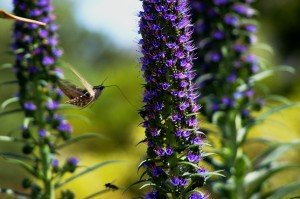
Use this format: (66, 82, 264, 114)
(245, 163, 300, 197)
(1, 97, 19, 110)
(0, 63, 13, 70)
(56, 160, 119, 187)
(84, 189, 109, 199)
(0, 109, 22, 117)
(123, 179, 150, 193)
(57, 133, 108, 149)
(1, 156, 38, 177)
(253, 140, 300, 167)
(261, 180, 300, 199)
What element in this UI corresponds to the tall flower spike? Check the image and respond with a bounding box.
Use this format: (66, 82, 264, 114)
(12, 0, 75, 198)
(190, 0, 264, 197)
(139, 0, 207, 198)
(191, 0, 263, 120)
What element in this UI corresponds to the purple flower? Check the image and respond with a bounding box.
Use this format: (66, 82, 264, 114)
(189, 192, 208, 199)
(187, 152, 201, 163)
(213, 0, 228, 6)
(46, 100, 59, 110)
(38, 129, 47, 137)
(244, 24, 257, 33)
(24, 102, 37, 111)
(212, 30, 225, 40)
(170, 177, 180, 186)
(42, 56, 55, 66)
(57, 120, 72, 133)
(145, 190, 159, 199)
(52, 159, 59, 167)
(67, 157, 79, 166)
(224, 14, 239, 26)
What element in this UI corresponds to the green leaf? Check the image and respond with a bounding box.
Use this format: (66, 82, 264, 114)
(252, 43, 274, 54)
(256, 103, 300, 123)
(212, 111, 226, 125)
(0, 63, 13, 70)
(177, 161, 199, 169)
(0, 156, 39, 177)
(0, 136, 23, 143)
(0, 152, 33, 161)
(237, 66, 295, 91)
(0, 187, 30, 198)
(84, 189, 109, 199)
(195, 74, 213, 85)
(245, 163, 300, 197)
(64, 113, 91, 124)
(57, 133, 108, 149)
(0, 80, 18, 86)
(124, 179, 150, 193)
(263, 95, 292, 105)
(56, 160, 119, 188)
(238, 103, 300, 144)
(1, 97, 19, 110)
(261, 180, 300, 199)
(139, 183, 155, 190)
(23, 117, 34, 129)
(253, 140, 300, 168)
(0, 109, 22, 118)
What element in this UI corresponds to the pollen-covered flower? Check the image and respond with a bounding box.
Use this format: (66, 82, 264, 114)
(139, 0, 206, 197)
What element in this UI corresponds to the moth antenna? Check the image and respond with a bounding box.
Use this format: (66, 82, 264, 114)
(101, 76, 109, 85)
(104, 85, 137, 109)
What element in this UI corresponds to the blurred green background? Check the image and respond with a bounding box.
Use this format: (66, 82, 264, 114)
(0, 0, 299, 198)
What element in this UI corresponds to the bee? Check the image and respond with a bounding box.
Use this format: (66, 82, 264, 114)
(104, 183, 119, 191)
(0, 9, 45, 26)
(58, 64, 105, 108)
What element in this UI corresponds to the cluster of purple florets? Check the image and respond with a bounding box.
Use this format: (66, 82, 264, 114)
(12, 0, 72, 138)
(139, 0, 206, 197)
(12, 0, 77, 180)
(191, 0, 263, 119)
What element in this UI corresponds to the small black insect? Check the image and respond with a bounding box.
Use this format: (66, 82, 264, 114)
(104, 183, 119, 191)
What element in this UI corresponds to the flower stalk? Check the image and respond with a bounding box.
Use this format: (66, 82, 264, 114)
(139, 0, 208, 198)
(11, 0, 77, 198)
(190, 0, 263, 198)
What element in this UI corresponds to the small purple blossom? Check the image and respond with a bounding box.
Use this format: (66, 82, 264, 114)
(57, 120, 72, 133)
(224, 14, 239, 26)
(67, 157, 79, 166)
(24, 102, 37, 111)
(189, 192, 208, 199)
(46, 100, 59, 110)
(187, 152, 201, 163)
(52, 159, 59, 167)
(38, 129, 47, 137)
(42, 56, 55, 66)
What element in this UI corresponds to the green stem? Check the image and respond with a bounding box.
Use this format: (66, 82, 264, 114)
(40, 144, 55, 199)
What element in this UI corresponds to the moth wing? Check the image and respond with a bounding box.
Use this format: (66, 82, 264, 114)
(58, 80, 86, 99)
(66, 64, 95, 97)
(0, 10, 46, 26)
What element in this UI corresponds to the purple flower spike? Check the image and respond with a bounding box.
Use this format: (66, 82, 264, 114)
(139, 0, 205, 197)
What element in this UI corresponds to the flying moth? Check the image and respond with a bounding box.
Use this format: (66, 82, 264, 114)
(58, 64, 105, 108)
